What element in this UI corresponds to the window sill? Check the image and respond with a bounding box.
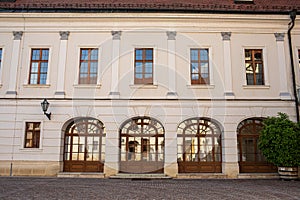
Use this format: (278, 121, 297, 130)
(242, 85, 270, 89)
(23, 84, 50, 88)
(130, 84, 158, 89)
(19, 148, 43, 152)
(73, 84, 102, 89)
(186, 84, 215, 89)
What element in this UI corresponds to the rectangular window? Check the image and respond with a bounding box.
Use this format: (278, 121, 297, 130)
(190, 48, 209, 85)
(134, 48, 153, 84)
(24, 122, 40, 148)
(245, 49, 264, 85)
(79, 48, 98, 84)
(29, 49, 49, 84)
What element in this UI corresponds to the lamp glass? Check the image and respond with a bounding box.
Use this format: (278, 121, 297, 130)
(41, 99, 49, 113)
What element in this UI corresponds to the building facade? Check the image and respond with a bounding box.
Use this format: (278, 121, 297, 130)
(0, 0, 299, 178)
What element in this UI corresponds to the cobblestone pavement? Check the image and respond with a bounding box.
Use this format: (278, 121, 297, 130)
(0, 177, 299, 200)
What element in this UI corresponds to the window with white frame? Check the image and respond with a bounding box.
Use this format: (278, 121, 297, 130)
(190, 48, 210, 85)
(24, 122, 41, 148)
(244, 49, 264, 85)
(79, 48, 98, 84)
(134, 48, 153, 84)
(28, 49, 49, 85)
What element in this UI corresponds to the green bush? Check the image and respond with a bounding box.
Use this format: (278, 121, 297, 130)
(258, 112, 300, 167)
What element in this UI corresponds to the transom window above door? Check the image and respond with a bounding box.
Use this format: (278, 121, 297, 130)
(134, 48, 153, 84)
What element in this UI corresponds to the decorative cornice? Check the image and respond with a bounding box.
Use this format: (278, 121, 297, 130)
(221, 32, 231, 41)
(112, 31, 122, 40)
(59, 31, 70, 40)
(167, 31, 176, 40)
(13, 31, 23, 40)
(274, 33, 285, 42)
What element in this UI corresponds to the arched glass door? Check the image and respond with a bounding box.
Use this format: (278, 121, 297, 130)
(237, 118, 277, 173)
(64, 118, 105, 172)
(177, 118, 222, 173)
(120, 117, 164, 173)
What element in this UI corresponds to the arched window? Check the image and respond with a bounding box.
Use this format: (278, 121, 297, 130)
(237, 118, 276, 173)
(120, 117, 164, 173)
(177, 118, 222, 173)
(64, 118, 105, 172)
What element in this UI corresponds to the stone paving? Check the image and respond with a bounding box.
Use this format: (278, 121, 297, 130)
(0, 177, 299, 200)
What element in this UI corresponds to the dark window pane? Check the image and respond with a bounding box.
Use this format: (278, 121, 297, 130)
(191, 49, 198, 61)
(145, 63, 152, 73)
(29, 74, 38, 84)
(145, 49, 153, 60)
(31, 50, 40, 60)
(41, 49, 49, 60)
(135, 62, 143, 73)
(40, 63, 48, 73)
(91, 49, 98, 60)
(200, 49, 208, 61)
(135, 49, 143, 60)
(81, 50, 89, 60)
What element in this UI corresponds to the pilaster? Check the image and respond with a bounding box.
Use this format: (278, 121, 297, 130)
(221, 32, 235, 99)
(109, 31, 121, 99)
(6, 31, 23, 97)
(166, 31, 178, 99)
(274, 33, 291, 100)
(55, 31, 70, 98)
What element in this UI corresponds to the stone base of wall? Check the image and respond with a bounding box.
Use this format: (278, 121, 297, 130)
(104, 162, 118, 177)
(0, 161, 60, 177)
(222, 162, 239, 178)
(164, 163, 178, 178)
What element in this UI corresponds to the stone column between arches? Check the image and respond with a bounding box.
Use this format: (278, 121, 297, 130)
(164, 124, 178, 177)
(103, 128, 119, 177)
(222, 122, 239, 178)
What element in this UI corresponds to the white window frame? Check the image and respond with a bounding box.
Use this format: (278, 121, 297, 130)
(24, 46, 52, 87)
(130, 45, 157, 87)
(186, 46, 214, 88)
(74, 46, 102, 87)
(242, 46, 269, 88)
(20, 120, 43, 151)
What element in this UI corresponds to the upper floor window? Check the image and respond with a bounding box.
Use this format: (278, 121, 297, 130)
(79, 48, 98, 84)
(134, 48, 153, 84)
(29, 49, 49, 84)
(190, 49, 209, 85)
(245, 49, 264, 85)
(24, 122, 40, 148)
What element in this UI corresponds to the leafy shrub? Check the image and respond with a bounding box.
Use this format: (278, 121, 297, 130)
(258, 112, 300, 167)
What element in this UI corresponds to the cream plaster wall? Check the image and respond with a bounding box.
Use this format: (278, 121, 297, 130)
(0, 12, 299, 177)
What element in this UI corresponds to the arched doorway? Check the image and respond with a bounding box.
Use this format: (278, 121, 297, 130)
(177, 118, 222, 173)
(120, 117, 165, 173)
(237, 118, 277, 173)
(63, 118, 105, 172)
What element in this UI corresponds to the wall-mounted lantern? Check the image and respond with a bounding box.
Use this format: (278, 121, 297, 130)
(41, 99, 51, 120)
